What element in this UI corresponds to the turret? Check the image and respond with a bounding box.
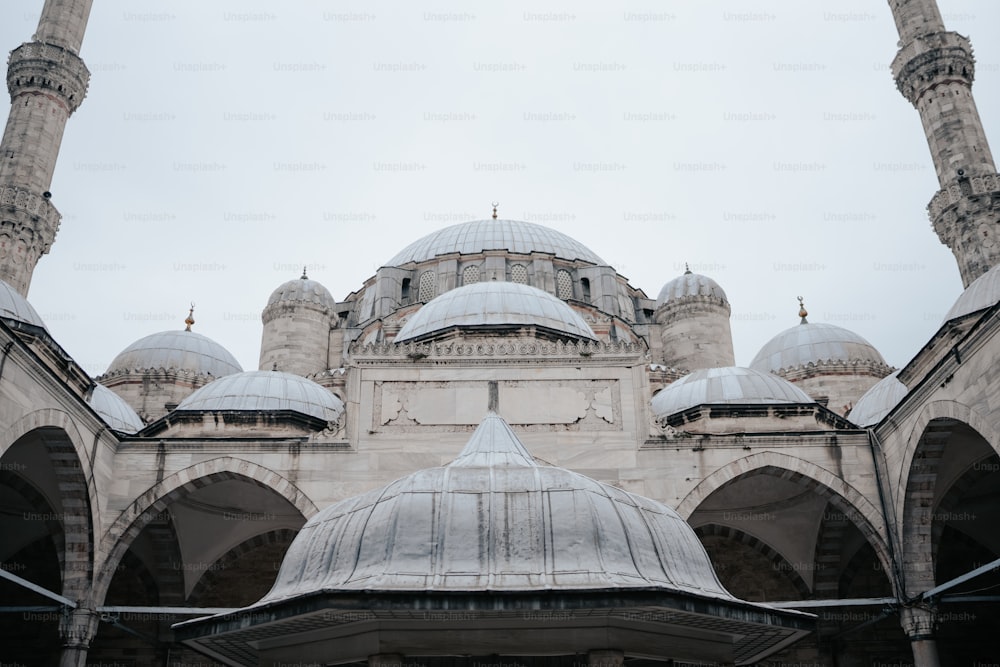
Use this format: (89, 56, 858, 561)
(654, 268, 735, 371)
(259, 269, 339, 376)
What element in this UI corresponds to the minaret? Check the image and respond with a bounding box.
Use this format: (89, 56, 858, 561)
(888, 0, 999, 287)
(0, 0, 92, 296)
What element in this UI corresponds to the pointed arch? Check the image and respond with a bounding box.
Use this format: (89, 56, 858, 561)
(694, 524, 811, 599)
(677, 451, 893, 577)
(92, 457, 317, 608)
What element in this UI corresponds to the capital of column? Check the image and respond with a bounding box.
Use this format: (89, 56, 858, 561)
(891, 31, 975, 107)
(7, 40, 90, 114)
(59, 606, 100, 649)
(900, 605, 937, 640)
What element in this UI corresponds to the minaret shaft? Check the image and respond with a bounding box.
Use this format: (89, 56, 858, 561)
(0, 0, 92, 296)
(889, 0, 1000, 287)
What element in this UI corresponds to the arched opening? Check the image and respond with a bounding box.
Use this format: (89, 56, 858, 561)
(686, 461, 901, 664)
(0, 426, 93, 666)
(900, 417, 1000, 660)
(88, 468, 309, 664)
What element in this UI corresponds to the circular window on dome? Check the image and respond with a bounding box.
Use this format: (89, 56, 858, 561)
(556, 269, 573, 300)
(418, 271, 436, 302)
(462, 264, 481, 285)
(511, 264, 528, 285)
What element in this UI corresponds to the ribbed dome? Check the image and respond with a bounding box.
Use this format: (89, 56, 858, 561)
(105, 330, 242, 378)
(89, 384, 145, 433)
(176, 370, 344, 423)
(395, 281, 596, 342)
(651, 366, 813, 418)
(750, 322, 887, 374)
(266, 273, 336, 311)
(944, 263, 1000, 322)
(657, 271, 728, 307)
(848, 371, 907, 427)
(386, 219, 606, 267)
(0, 278, 45, 328)
(261, 413, 733, 601)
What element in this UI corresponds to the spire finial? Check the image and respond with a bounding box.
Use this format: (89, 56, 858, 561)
(184, 303, 196, 331)
(797, 296, 808, 324)
(301, 265, 308, 280)
(684, 262, 691, 275)
(491, 201, 499, 220)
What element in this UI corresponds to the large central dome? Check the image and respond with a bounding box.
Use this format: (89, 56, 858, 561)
(386, 219, 606, 267)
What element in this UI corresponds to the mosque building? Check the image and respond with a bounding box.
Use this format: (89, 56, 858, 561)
(1, 1, 999, 666)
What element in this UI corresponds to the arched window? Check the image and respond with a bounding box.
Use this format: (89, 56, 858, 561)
(556, 269, 573, 300)
(400, 278, 411, 304)
(418, 271, 436, 302)
(511, 264, 528, 285)
(463, 264, 481, 285)
(580, 277, 591, 302)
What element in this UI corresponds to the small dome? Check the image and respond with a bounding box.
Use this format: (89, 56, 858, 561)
(106, 330, 243, 378)
(848, 371, 907, 427)
(944, 264, 1000, 322)
(266, 271, 336, 311)
(750, 322, 887, 374)
(0, 279, 45, 329)
(89, 384, 145, 433)
(657, 271, 728, 307)
(176, 370, 344, 423)
(395, 281, 596, 342)
(651, 366, 813, 418)
(386, 219, 606, 267)
(262, 413, 733, 600)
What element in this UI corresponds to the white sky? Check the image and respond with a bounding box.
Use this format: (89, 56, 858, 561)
(2, 0, 998, 376)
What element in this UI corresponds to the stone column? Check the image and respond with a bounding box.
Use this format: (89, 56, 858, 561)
(58, 606, 99, 667)
(900, 605, 940, 667)
(587, 649, 624, 667)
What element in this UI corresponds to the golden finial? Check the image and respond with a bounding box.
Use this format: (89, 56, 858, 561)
(797, 296, 808, 324)
(184, 303, 196, 331)
(491, 201, 499, 220)
(684, 262, 692, 275)
(301, 265, 308, 280)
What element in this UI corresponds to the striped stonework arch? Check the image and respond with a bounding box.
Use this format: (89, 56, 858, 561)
(694, 524, 811, 599)
(91, 458, 316, 608)
(677, 451, 893, 578)
(900, 419, 994, 598)
(1, 413, 98, 602)
(893, 399, 1000, 512)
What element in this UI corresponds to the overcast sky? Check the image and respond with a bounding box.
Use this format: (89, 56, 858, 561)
(2, 0, 998, 376)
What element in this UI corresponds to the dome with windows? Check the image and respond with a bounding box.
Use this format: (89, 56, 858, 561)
(0, 278, 45, 329)
(89, 384, 145, 433)
(176, 370, 344, 423)
(395, 281, 596, 342)
(105, 329, 243, 378)
(848, 371, 907, 427)
(657, 270, 729, 307)
(265, 270, 337, 311)
(651, 366, 813, 418)
(944, 263, 1000, 322)
(386, 219, 606, 267)
(750, 322, 888, 375)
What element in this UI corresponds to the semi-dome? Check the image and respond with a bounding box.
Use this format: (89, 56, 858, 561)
(848, 371, 907, 427)
(386, 219, 606, 267)
(651, 366, 813, 418)
(395, 281, 596, 342)
(176, 370, 344, 423)
(265, 269, 336, 311)
(750, 322, 887, 374)
(657, 270, 729, 307)
(0, 278, 45, 329)
(262, 412, 732, 599)
(106, 329, 243, 378)
(89, 384, 145, 433)
(944, 263, 1000, 322)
